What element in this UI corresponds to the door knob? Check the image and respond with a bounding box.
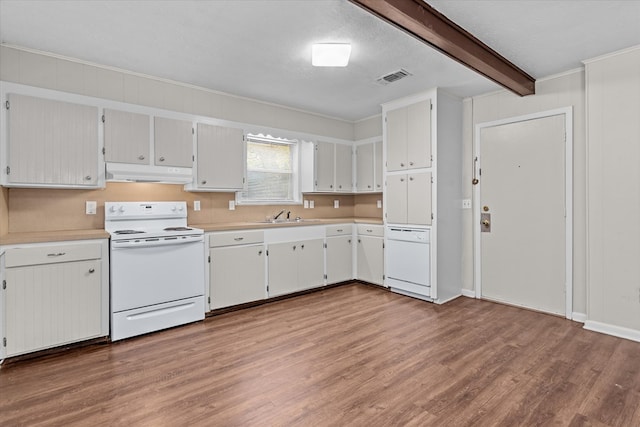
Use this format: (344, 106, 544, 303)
(482, 219, 490, 227)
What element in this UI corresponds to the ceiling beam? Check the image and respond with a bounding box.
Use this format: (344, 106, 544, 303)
(349, 0, 535, 96)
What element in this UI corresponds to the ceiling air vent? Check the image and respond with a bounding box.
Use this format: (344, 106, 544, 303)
(376, 69, 412, 85)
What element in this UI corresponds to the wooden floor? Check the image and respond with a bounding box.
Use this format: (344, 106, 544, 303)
(1, 283, 639, 426)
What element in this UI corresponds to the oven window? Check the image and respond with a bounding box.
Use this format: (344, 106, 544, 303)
(237, 134, 301, 205)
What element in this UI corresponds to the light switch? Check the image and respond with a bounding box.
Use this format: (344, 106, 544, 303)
(377, 200, 382, 209)
(194, 200, 201, 211)
(462, 199, 472, 209)
(228, 200, 235, 211)
(334, 200, 339, 208)
(86, 201, 97, 215)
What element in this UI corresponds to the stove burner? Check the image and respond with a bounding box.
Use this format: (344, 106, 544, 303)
(164, 227, 193, 231)
(114, 229, 145, 235)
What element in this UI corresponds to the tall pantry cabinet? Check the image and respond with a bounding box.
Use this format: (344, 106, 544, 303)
(382, 88, 463, 303)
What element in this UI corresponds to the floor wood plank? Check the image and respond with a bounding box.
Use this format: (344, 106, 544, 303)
(1, 283, 638, 426)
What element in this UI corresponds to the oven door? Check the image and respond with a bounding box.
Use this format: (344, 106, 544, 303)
(110, 235, 205, 313)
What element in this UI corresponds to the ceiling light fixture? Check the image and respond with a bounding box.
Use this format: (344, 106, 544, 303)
(312, 43, 352, 67)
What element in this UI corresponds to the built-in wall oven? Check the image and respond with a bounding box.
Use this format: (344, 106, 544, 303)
(386, 227, 431, 300)
(105, 202, 205, 341)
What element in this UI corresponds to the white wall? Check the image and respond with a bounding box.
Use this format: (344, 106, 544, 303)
(0, 46, 355, 141)
(354, 115, 382, 141)
(463, 70, 587, 316)
(584, 46, 640, 334)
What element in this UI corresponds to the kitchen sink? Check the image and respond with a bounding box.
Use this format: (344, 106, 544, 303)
(249, 218, 321, 224)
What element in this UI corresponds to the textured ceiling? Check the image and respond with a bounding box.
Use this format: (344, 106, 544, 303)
(1, 0, 639, 122)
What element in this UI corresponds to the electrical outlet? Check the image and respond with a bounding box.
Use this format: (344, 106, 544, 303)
(85, 201, 97, 215)
(304, 200, 309, 209)
(194, 200, 201, 211)
(309, 200, 314, 209)
(377, 200, 382, 209)
(228, 200, 235, 211)
(334, 200, 339, 209)
(462, 199, 472, 209)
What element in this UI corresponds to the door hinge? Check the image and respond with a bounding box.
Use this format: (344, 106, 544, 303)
(324, 274, 327, 280)
(382, 242, 385, 249)
(208, 255, 211, 263)
(192, 128, 195, 135)
(102, 147, 106, 155)
(431, 213, 434, 220)
(266, 285, 269, 292)
(431, 176, 434, 184)
(430, 103, 433, 111)
(5, 166, 9, 175)
(383, 275, 386, 280)
(192, 155, 195, 161)
(266, 250, 269, 256)
(101, 114, 105, 123)
(243, 177, 245, 184)
(208, 296, 211, 304)
(2, 280, 5, 289)
(3, 337, 5, 347)
(324, 243, 327, 249)
(5, 100, 9, 110)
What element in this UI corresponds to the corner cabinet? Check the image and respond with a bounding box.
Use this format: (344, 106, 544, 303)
(187, 123, 245, 191)
(2, 93, 103, 188)
(355, 140, 383, 193)
(0, 240, 109, 359)
(383, 89, 462, 303)
(325, 225, 353, 284)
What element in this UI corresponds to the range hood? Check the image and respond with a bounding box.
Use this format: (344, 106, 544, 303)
(106, 163, 193, 184)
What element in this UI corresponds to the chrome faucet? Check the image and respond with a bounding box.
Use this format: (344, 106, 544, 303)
(273, 209, 286, 220)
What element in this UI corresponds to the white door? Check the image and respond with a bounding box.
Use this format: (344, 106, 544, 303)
(326, 235, 353, 283)
(477, 113, 569, 316)
(335, 144, 353, 192)
(315, 141, 335, 191)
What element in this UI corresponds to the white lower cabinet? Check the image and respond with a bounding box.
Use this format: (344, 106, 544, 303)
(357, 225, 384, 286)
(326, 225, 353, 284)
(1, 240, 109, 358)
(267, 239, 324, 297)
(209, 230, 265, 309)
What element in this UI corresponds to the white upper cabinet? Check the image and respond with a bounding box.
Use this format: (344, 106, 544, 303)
(374, 140, 383, 191)
(356, 143, 374, 192)
(386, 99, 432, 171)
(315, 141, 335, 191)
(335, 143, 353, 192)
(154, 116, 193, 168)
(193, 123, 244, 191)
(4, 93, 102, 188)
(103, 109, 150, 165)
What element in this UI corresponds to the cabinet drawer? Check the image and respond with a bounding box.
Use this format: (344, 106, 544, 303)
(326, 224, 353, 237)
(209, 230, 264, 247)
(357, 224, 384, 237)
(5, 243, 102, 268)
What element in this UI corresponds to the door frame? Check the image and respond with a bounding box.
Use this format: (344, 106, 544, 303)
(473, 107, 573, 319)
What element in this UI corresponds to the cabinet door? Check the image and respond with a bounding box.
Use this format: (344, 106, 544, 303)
(197, 123, 244, 190)
(7, 94, 99, 186)
(104, 109, 150, 164)
(358, 236, 384, 286)
(5, 260, 102, 357)
(154, 117, 193, 168)
(356, 143, 374, 192)
(374, 141, 383, 191)
(267, 242, 299, 297)
(386, 107, 407, 171)
(335, 144, 353, 192)
(326, 235, 353, 284)
(407, 100, 432, 169)
(407, 172, 432, 225)
(210, 245, 265, 309)
(315, 141, 335, 191)
(386, 174, 408, 224)
(298, 239, 325, 290)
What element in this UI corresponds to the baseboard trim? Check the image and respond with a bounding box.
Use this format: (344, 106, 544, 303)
(571, 312, 587, 323)
(461, 289, 476, 298)
(584, 320, 640, 343)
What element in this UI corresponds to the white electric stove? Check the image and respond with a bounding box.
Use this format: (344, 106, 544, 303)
(105, 201, 205, 341)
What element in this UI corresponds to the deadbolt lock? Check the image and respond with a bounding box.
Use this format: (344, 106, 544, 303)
(483, 206, 490, 212)
(481, 213, 491, 232)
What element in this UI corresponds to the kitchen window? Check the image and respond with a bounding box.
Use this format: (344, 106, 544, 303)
(237, 134, 301, 204)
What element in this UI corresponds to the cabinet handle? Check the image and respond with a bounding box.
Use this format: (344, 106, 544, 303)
(339, 185, 342, 189)
(88, 268, 95, 274)
(293, 245, 297, 251)
(400, 178, 405, 182)
(258, 250, 263, 256)
(234, 237, 244, 241)
(337, 229, 343, 232)
(138, 155, 145, 160)
(47, 252, 66, 257)
(409, 161, 414, 166)
(400, 162, 405, 167)
(84, 175, 92, 181)
(377, 184, 381, 188)
(201, 180, 207, 185)
(330, 184, 333, 189)
(366, 229, 373, 233)
(159, 156, 165, 162)
(368, 185, 371, 188)
(301, 244, 305, 249)
(358, 239, 361, 243)
(409, 176, 414, 181)
(348, 239, 352, 244)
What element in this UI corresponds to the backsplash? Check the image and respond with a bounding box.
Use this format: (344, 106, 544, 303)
(4, 183, 382, 233)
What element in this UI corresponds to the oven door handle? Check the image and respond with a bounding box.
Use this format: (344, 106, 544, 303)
(111, 236, 203, 249)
